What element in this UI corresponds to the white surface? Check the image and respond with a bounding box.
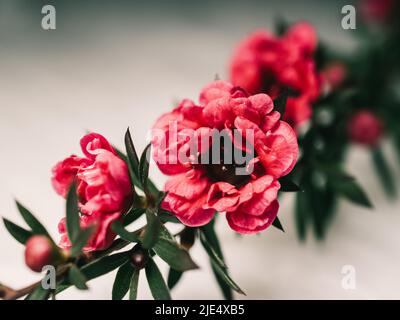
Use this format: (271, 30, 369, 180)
(1, 1, 400, 299)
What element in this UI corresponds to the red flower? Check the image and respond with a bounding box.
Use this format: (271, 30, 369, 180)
(348, 110, 384, 147)
(359, 0, 394, 23)
(52, 133, 132, 251)
(152, 80, 298, 234)
(229, 22, 320, 128)
(321, 62, 347, 93)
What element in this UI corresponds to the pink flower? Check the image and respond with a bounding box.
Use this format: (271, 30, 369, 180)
(52, 133, 132, 251)
(321, 62, 347, 93)
(229, 22, 320, 128)
(359, 0, 394, 23)
(152, 80, 298, 234)
(348, 110, 384, 147)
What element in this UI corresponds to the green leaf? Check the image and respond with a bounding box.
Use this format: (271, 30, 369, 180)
(279, 177, 301, 192)
(179, 227, 196, 250)
(372, 147, 397, 198)
(112, 220, 140, 243)
(69, 226, 95, 258)
(56, 251, 130, 294)
(112, 262, 135, 300)
(142, 208, 161, 249)
(199, 231, 226, 269)
(201, 221, 234, 299)
(139, 144, 152, 195)
(273, 88, 295, 118)
(145, 258, 171, 300)
(272, 216, 285, 232)
(123, 208, 146, 227)
(331, 178, 373, 208)
(68, 265, 88, 290)
(129, 269, 140, 300)
(211, 260, 245, 296)
(82, 251, 130, 281)
(167, 268, 183, 290)
(153, 237, 199, 272)
(211, 263, 232, 300)
(16, 201, 50, 237)
(66, 183, 81, 243)
(274, 16, 288, 36)
(159, 209, 180, 224)
(125, 128, 141, 177)
(3, 218, 33, 245)
(295, 191, 309, 241)
(26, 286, 51, 300)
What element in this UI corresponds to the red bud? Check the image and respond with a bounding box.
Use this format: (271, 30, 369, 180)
(24, 236, 57, 273)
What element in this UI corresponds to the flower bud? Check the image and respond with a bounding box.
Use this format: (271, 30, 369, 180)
(180, 227, 196, 251)
(129, 245, 149, 270)
(347, 110, 383, 147)
(24, 235, 60, 273)
(322, 62, 347, 93)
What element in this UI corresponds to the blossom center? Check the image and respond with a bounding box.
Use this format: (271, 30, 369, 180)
(201, 139, 252, 187)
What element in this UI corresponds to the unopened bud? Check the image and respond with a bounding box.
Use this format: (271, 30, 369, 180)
(24, 235, 60, 273)
(129, 245, 149, 270)
(180, 227, 196, 251)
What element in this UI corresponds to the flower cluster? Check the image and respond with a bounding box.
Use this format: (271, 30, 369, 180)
(152, 80, 298, 234)
(2, 2, 400, 300)
(52, 133, 132, 251)
(230, 22, 320, 128)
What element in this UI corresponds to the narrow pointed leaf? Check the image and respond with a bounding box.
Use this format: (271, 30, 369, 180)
(372, 147, 397, 198)
(199, 231, 226, 269)
(331, 178, 373, 208)
(3, 218, 33, 245)
(69, 226, 95, 257)
(201, 221, 234, 299)
(211, 260, 245, 296)
(211, 263, 232, 300)
(272, 216, 285, 232)
(16, 201, 50, 237)
(125, 128, 141, 177)
(154, 237, 199, 272)
(145, 258, 171, 300)
(66, 183, 81, 243)
(129, 269, 140, 300)
(142, 208, 161, 249)
(167, 268, 183, 290)
(82, 251, 130, 281)
(159, 210, 180, 224)
(139, 144, 152, 195)
(123, 208, 146, 227)
(69, 265, 88, 290)
(279, 177, 301, 192)
(55, 251, 130, 294)
(26, 286, 51, 300)
(112, 220, 140, 243)
(112, 262, 135, 300)
(295, 191, 309, 241)
(273, 88, 294, 118)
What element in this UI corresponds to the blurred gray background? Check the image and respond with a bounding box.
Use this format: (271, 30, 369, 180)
(1, 0, 400, 299)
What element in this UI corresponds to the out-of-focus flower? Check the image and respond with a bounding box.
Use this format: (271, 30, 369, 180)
(52, 133, 132, 251)
(321, 62, 347, 93)
(359, 0, 394, 23)
(229, 22, 320, 128)
(348, 110, 384, 147)
(152, 80, 298, 234)
(25, 235, 63, 273)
